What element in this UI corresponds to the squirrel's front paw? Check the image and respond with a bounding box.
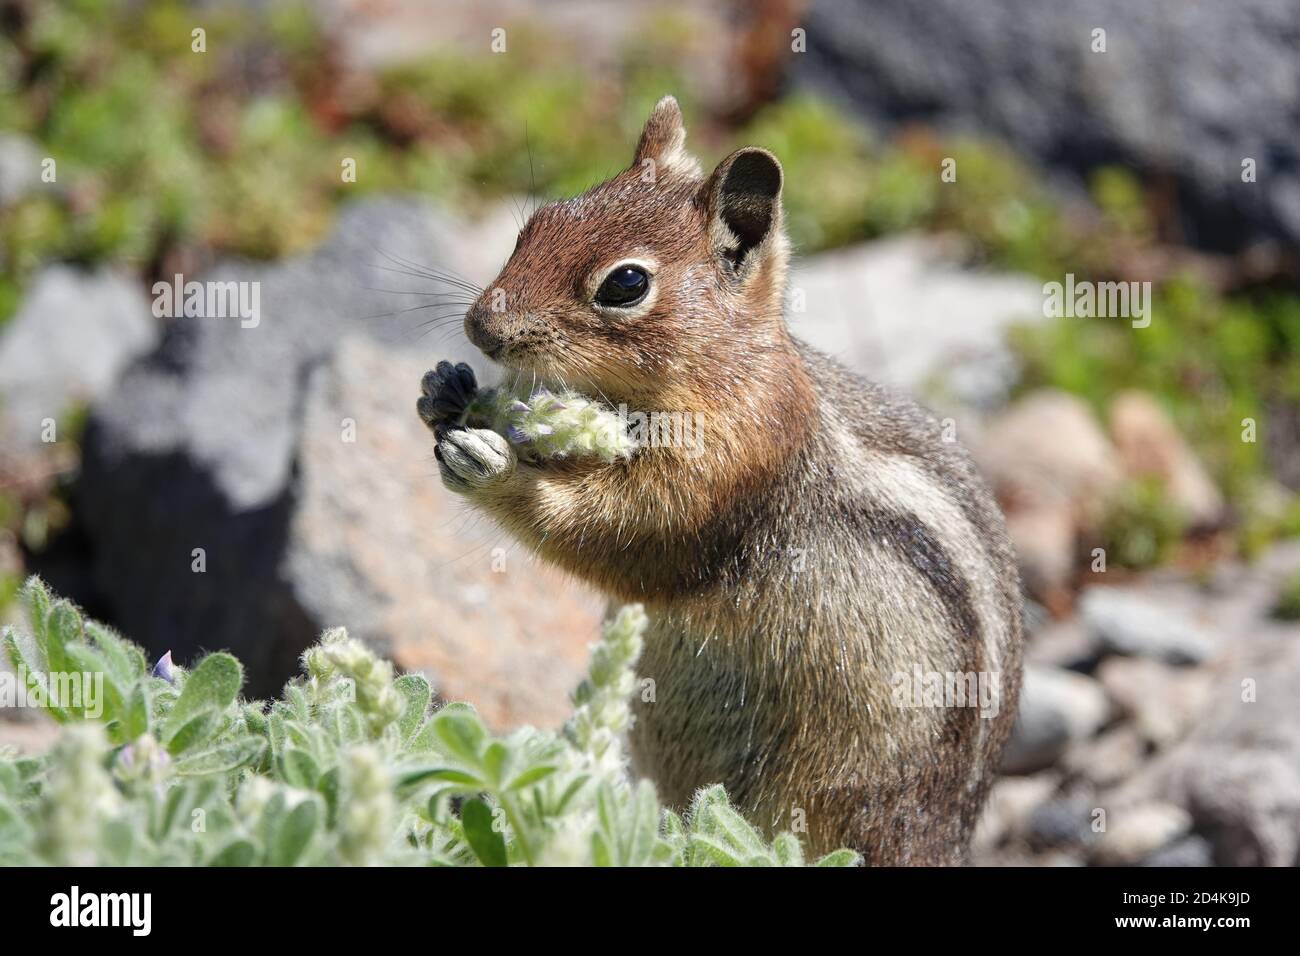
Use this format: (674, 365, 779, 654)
(436, 427, 516, 494)
(418, 361, 478, 433)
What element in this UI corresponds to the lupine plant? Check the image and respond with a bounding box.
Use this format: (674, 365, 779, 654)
(463, 383, 638, 464)
(0, 578, 858, 867)
(420, 355, 637, 466)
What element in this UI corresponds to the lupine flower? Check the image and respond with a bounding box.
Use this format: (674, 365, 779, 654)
(461, 381, 638, 464)
(152, 650, 175, 684)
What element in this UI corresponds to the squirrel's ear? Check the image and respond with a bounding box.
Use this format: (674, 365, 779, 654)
(702, 147, 784, 274)
(633, 95, 701, 179)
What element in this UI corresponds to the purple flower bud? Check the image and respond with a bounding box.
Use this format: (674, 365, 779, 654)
(506, 425, 531, 444)
(508, 400, 530, 415)
(153, 651, 176, 685)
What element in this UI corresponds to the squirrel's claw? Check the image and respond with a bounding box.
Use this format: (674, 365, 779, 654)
(418, 361, 478, 431)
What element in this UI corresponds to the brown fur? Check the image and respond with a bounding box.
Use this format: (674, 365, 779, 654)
(441, 96, 1024, 864)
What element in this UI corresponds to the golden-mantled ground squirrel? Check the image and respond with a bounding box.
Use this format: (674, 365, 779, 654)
(418, 96, 1023, 864)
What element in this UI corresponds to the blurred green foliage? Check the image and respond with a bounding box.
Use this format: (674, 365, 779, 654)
(1275, 570, 1300, 620)
(1099, 478, 1189, 570)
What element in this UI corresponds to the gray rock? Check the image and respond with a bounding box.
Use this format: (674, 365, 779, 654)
(793, 0, 1300, 252)
(1107, 630, 1300, 866)
(284, 335, 603, 728)
(76, 198, 516, 694)
(1026, 792, 1100, 850)
(1080, 587, 1218, 664)
(1096, 655, 1213, 748)
(1002, 664, 1111, 774)
(1139, 834, 1213, 868)
(973, 772, 1060, 853)
(0, 265, 157, 450)
(1089, 801, 1191, 866)
(788, 235, 1043, 410)
(1026, 619, 1102, 672)
(1064, 724, 1147, 789)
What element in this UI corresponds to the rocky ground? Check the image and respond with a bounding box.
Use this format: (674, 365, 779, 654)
(2, 195, 1298, 866)
(977, 543, 1300, 866)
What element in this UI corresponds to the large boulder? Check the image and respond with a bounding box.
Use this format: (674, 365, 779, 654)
(287, 335, 603, 727)
(76, 198, 604, 722)
(792, 0, 1300, 253)
(0, 265, 158, 450)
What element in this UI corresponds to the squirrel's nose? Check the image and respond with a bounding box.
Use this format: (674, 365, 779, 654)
(464, 303, 506, 355)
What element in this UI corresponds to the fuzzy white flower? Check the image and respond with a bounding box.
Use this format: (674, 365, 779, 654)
(463, 383, 638, 464)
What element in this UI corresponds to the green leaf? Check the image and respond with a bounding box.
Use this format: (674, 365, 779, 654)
(396, 766, 481, 790)
(0, 796, 33, 843)
(280, 748, 320, 789)
(162, 652, 242, 743)
(461, 797, 507, 867)
(481, 742, 509, 786)
(269, 799, 318, 867)
(591, 829, 612, 867)
(44, 601, 82, 689)
(175, 736, 266, 776)
(432, 710, 487, 764)
(702, 802, 768, 858)
(688, 834, 743, 867)
(85, 621, 147, 683)
(122, 683, 150, 741)
(241, 703, 268, 738)
(257, 792, 289, 857)
(630, 780, 660, 865)
(394, 674, 431, 742)
(267, 712, 288, 761)
(3, 627, 70, 723)
(164, 710, 221, 755)
(662, 808, 685, 838)
(61, 643, 124, 723)
(407, 717, 438, 752)
(317, 768, 340, 829)
(209, 839, 258, 867)
(23, 577, 52, 641)
(284, 683, 310, 722)
(814, 848, 862, 867)
(152, 783, 189, 841)
(553, 774, 590, 814)
(772, 832, 805, 867)
(504, 764, 559, 792)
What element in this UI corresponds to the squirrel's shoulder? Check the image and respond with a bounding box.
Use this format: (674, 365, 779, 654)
(790, 337, 955, 459)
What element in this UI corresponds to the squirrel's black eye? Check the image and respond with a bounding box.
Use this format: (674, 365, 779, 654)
(595, 265, 649, 307)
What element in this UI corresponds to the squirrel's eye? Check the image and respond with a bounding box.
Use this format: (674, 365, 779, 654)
(595, 265, 649, 307)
